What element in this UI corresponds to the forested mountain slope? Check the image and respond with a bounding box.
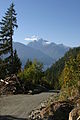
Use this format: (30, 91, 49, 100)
(45, 47, 80, 89)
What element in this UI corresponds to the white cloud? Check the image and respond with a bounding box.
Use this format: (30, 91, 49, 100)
(25, 35, 39, 41)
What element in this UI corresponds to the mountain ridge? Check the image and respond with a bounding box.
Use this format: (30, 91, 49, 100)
(27, 38, 70, 60)
(13, 42, 54, 68)
(13, 39, 69, 68)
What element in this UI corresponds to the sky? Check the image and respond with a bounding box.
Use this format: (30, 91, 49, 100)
(0, 0, 80, 47)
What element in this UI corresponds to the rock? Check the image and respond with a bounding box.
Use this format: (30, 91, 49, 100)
(29, 95, 80, 120)
(40, 103, 46, 110)
(28, 90, 33, 94)
(29, 101, 47, 120)
(29, 109, 41, 120)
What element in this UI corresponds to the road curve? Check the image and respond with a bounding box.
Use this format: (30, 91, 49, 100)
(0, 92, 54, 119)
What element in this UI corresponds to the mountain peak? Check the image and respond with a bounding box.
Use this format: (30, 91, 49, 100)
(27, 38, 69, 60)
(37, 38, 51, 45)
(28, 38, 52, 47)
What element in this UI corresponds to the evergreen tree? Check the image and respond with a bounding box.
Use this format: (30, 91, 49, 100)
(0, 3, 18, 75)
(0, 58, 7, 79)
(24, 59, 32, 69)
(13, 50, 21, 74)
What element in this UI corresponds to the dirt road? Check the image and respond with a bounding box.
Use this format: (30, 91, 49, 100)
(0, 92, 54, 119)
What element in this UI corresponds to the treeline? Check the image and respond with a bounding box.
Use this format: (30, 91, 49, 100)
(20, 47, 80, 96)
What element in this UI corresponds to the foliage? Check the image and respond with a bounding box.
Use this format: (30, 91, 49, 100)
(12, 50, 22, 74)
(40, 76, 51, 89)
(0, 3, 18, 76)
(24, 58, 32, 69)
(0, 58, 7, 79)
(18, 59, 44, 90)
(59, 52, 80, 98)
(45, 47, 80, 90)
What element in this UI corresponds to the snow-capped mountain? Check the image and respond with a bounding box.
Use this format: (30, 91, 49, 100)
(13, 38, 69, 69)
(27, 38, 55, 47)
(27, 38, 69, 60)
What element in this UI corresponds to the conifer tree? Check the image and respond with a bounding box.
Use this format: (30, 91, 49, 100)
(24, 59, 32, 69)
(0, 3, 18, 74)
(13, 50, 21, 74)
(0, 58, 7, 79)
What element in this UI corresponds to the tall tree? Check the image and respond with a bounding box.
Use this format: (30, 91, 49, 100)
(0, 3, 18, 75)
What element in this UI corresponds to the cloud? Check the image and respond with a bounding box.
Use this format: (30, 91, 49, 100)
(25, 35, 39, 41)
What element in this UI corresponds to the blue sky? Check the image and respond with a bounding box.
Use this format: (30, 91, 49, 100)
(0, 0, 80, 47)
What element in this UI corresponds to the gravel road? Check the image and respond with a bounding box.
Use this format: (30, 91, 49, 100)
(0, 92, 54, 120)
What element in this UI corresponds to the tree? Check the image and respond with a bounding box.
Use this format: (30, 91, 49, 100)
(12, 50, 21, 74)
(45, 47, 80, 90)
(24, 59, 32, 69)
(18, 60, 43, 90)
(76, 53, 80, 93)
(0, 58, 7, 79)
(0, 3, 18, 75)
(76, 52, 80, 78)
(59, 54, 80, 97)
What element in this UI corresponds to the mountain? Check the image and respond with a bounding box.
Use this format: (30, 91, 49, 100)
(13, 39, 69, 69)
(28, 38, 69, 60)
(13, 42, 54, 68)
(45, 46, 80, 89)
